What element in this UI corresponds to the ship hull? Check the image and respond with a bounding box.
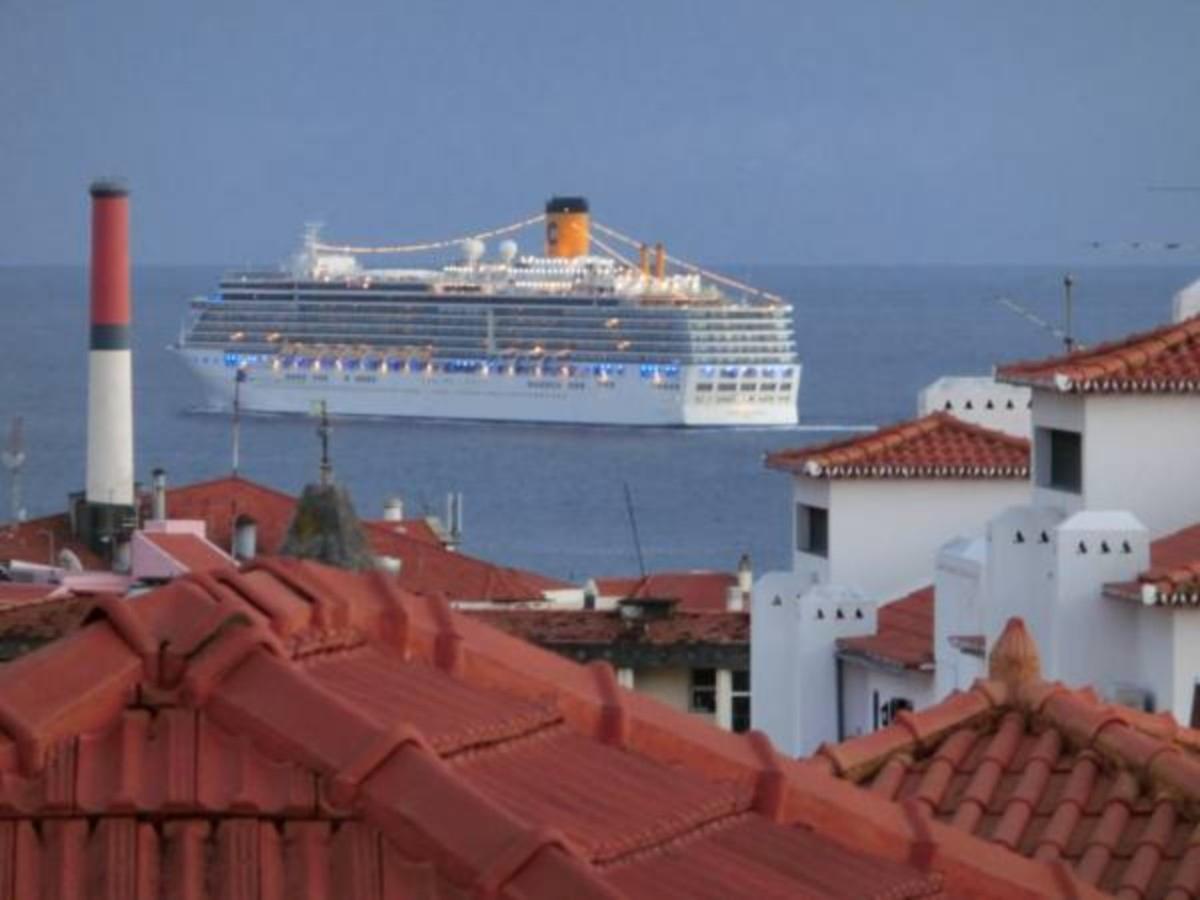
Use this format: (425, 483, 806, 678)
(179, 349, 800, 427)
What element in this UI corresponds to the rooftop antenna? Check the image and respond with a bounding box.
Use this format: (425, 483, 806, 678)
(1, 417, 26, 525)
(1063, 274, 1075, 353)
(994, 295, 1081, 351)
(623, 481, 646, 578)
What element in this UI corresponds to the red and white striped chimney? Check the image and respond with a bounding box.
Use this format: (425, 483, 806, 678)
(86, 179, 134, 509)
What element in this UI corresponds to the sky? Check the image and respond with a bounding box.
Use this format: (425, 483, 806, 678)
(2, 0, 1199, 265)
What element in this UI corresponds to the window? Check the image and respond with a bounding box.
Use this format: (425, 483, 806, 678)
(732, 669, 751, 733)
(875, 695, 913, 729)
(796, 504, 829, 557)
(1037, 427, 1082, 493)
(689, 668, 716, 713)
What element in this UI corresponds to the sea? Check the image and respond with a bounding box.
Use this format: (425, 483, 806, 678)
(0, 264, 1194, 582)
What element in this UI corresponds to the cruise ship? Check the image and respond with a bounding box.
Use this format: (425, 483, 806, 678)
(176, 198, 800, 426)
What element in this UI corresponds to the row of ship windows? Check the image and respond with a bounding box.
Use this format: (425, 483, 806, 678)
(202, 353, 795, 383)
(212, 294, 790, 318)
(207, 298, 789, 316)
(195, 321, 792, 342)
(193, 339, 795, 360)
(696, 382, 793, 393)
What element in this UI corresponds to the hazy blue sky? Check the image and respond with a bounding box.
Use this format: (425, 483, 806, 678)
(3, 1, 1199, 264)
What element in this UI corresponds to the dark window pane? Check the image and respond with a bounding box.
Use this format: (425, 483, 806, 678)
(1045, 428, 1082, 493)
(797, 504, 829, 557)
(733, 670, 750, 693)
(732, 696, 751, 733)
(690, 690, 717, 714)
(691, 668, 716, 687)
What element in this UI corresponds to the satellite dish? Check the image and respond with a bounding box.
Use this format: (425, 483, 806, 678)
(498, 239, 518, 264)
(58, 549, 84, 572)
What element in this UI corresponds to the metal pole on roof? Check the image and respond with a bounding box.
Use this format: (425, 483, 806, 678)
(623, 481, 646, 578)
(1063, 274, 1075, 353)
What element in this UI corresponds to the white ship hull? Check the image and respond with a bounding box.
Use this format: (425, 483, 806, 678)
(179, 349, 800, 427)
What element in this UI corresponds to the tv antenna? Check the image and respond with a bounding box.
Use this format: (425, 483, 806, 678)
(995, 275, 1082, 353)
(1, 417, 27, 525)
(623, 481, 646, 577)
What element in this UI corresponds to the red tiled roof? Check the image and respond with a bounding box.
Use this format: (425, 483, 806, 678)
(1106, 521, 1200, 606)
(596, 571, 738, 612)
(169, 476, 564, 601)
(0, 559, 950, 898)
(366, 517, 444, 546)
(810, 618, 1200, 899)
(142, 531, 235, 574)
(765, 413, 1030, 479)
(0, 515, 103, 569)
(837, 586, 934, 670)
(998, 315, 1200, 393)
(469, 608, 749, 647)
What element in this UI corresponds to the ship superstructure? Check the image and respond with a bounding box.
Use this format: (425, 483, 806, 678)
(177, 197, 800, 426)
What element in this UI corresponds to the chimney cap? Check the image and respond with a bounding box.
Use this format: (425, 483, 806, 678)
(545, 196, 588, 214)
(90, 178, 129, 198)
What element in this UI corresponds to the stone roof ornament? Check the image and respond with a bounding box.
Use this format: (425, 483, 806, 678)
(987, 617, 1041, 686)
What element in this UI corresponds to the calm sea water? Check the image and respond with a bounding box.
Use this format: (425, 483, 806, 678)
(0, 264, 1192, 580)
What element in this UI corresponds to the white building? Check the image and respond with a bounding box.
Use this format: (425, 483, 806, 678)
(752, 411, 1030, 754)
(917, 376, 1031, 438)
(950, 312, 1200, 725)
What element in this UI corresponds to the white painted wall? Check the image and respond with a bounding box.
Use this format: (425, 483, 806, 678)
(793, 477, 1029, 604)
(840, 662, 936, 739)
(751, 574, 875, 755)
(918, 376, 1031, 438)
(1078, 395, 1200, 538)
(1133, 610, 1200, 724)
(1173, 278, 1200, 322)
(984, 505, 1148, 695)
(1030, 391, 1087, 518)
(934, 537, 988, 698)
(1031, 391, 1200, 538)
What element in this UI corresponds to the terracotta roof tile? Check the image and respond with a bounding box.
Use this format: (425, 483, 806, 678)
(468, 608, 749, 649)
(0, 560, 948, 898)
(836, 586, 934, 670)
(765, 413, 1030, 479)
(5, 475, 564, 603)
(816, 618, 1200, 898)
(1107, 521, 1200, 606)
(595, 572, 738, 613)
(0, 515, 103, 569)
(998, 315, 1200, 393)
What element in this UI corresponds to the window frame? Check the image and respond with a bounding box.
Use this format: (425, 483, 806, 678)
(796, 503, 829, 557)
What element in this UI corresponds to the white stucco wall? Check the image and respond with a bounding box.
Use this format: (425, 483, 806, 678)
(795, 478, 1029, 604)
(1032, 391, 1200, 538)
(840, 662, 936, 739)
(985, 504, 1149, 698)
(1134, 610, 1200, 724)
(791, 478, 832, 585)
(918, 376, 1032, 438)
(751, 574, 875, 756)
(934, 537, 988, 698)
